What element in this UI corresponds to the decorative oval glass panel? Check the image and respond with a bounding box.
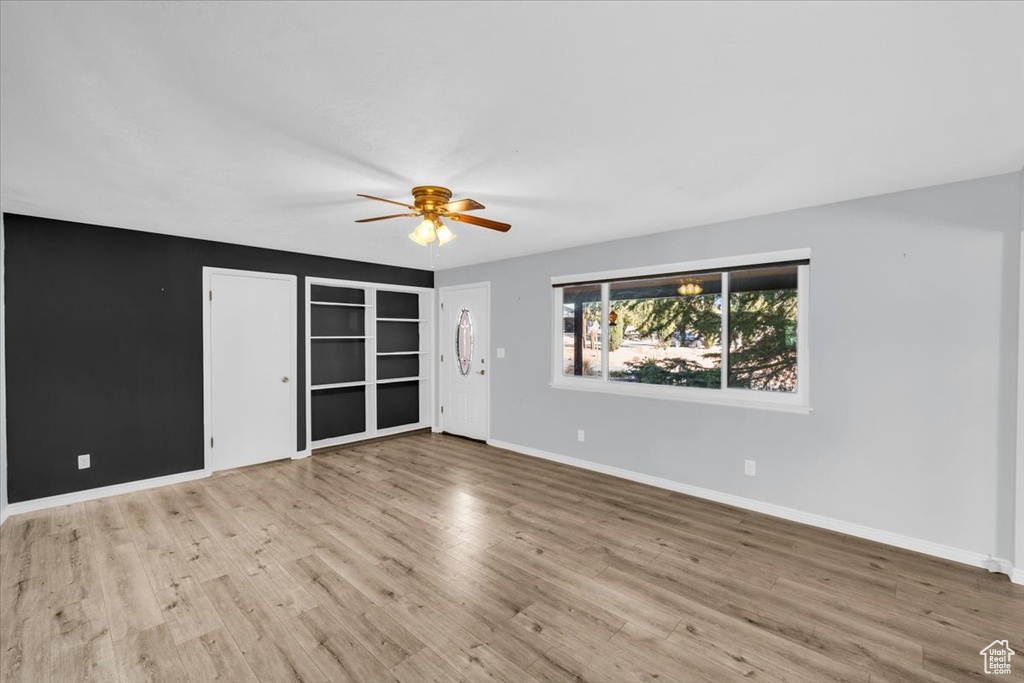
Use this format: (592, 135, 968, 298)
(456, 308, 474, 376)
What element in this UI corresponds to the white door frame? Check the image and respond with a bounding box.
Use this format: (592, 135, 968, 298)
(203, 267, 298, 471)
(437, 281, 491, 441)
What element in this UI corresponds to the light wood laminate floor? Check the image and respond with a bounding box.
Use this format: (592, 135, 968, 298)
(2, 432, 1021, 682)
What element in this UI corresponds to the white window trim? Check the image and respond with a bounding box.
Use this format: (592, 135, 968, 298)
(550, 249, 812, 414)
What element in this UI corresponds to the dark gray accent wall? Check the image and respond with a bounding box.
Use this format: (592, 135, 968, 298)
(3, 213, 432, 503)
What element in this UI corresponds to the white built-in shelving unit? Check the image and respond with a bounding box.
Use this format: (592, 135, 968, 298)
(305, 277, 433, 449)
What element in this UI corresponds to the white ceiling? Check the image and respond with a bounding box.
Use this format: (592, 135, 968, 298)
(2, 1, 1021, 270)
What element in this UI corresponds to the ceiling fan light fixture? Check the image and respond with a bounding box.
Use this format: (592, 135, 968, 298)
(409, 217, 436, 245)
(358, 187, 511, 245)
(435, 221, 456, 245)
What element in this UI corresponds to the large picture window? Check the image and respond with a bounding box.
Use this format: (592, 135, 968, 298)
(552, 250, 810, 411)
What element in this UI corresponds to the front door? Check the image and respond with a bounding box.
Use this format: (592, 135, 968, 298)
(206, 269, 297, 471)
(440, 284, 489, 440)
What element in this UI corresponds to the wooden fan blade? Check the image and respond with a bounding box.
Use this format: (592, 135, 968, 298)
(356, 194, 417, 210)
(355, 212, 419, 223)
(440, 198, 485, 213)
(447, 213, 511, 232)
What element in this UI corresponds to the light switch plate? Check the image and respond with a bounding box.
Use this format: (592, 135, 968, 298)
(78, 454, 91, 470)
(496, 348, 505, 358)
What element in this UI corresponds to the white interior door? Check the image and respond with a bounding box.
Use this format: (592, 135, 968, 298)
(440, 283, 489, 440)
(206, 269, 296, 471)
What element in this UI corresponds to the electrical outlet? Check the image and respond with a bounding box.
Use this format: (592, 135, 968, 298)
(496, 348, 506, 358)
(744, 460, 756, 477)
(78, 454, 91, 470)
(577, 429, 585, 442)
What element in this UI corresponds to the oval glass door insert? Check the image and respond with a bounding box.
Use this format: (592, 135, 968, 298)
(456, 308, 474, 376)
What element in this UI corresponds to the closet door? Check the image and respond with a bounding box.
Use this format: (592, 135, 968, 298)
(206, 269, 297, 471)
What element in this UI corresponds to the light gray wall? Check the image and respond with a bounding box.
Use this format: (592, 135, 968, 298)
(436, 172, 1022, 562)
(1016, 169, 1024, 576)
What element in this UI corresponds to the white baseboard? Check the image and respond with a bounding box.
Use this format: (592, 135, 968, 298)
(292, 449, 312, 460)
(982, 556, 1017, 579)
(487, 439, 1019, 584)
(0, 504, 8, 527)
(2, 468, 211, 518)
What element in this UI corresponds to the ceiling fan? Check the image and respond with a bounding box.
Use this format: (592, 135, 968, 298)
(356, 186, 511, 246)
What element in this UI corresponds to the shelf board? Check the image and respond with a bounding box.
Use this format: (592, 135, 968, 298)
(311, 301, 368, 307)
(376, 318, 427, 322)
(375, 423, 429, 438)
(311, 381, 367, 390)
(376, 351, 428, 356)
(311, 336, 371, 340)
(376, 376, 427, 384)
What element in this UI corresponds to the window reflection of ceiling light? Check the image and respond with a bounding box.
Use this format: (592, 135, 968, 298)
(677, 280, 703, 296)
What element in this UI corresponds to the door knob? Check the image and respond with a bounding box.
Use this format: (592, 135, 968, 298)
(281, 376, 290, 383)
(478, 370, 485, 375)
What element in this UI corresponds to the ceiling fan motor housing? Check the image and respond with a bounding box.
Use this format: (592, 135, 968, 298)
(411, 186, 453, 213)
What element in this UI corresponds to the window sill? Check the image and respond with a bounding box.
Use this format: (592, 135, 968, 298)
(549, 379, 812, 414)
